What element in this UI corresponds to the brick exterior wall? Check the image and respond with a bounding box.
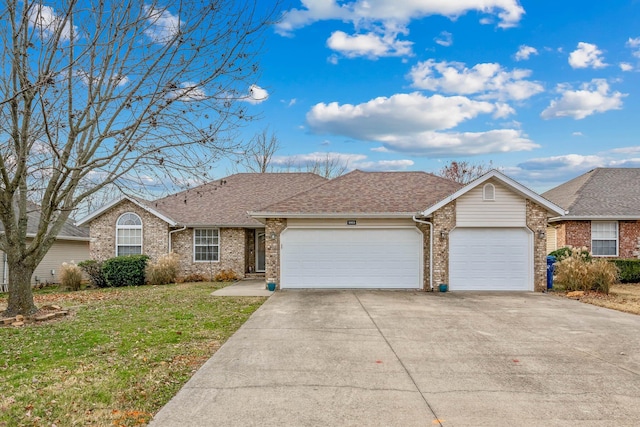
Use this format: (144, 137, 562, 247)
(265, 218, 287, 289)
(619, 221, 640, 258)
(432, 201, 456, 291)
(171, 227, 245, 280)
(526, 200, 548, 292)
(414, 222, 431, 291)
(89, 200, 169, 261)
(556, 220, 640, 259)
(88, 200, 249, 279)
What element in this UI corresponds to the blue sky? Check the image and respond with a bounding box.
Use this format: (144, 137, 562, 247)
(231, 0, 640, 191)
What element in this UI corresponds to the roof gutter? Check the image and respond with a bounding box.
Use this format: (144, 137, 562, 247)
(248, 212, 417, 219)
(168, 226, 187, 253)
(412, 215, 433, 291)
(549, 215, 640, 222)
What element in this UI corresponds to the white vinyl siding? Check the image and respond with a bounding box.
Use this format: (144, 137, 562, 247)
(280, 228, 422, 289)
(591, 221, 618, 257)
(0, 240, 90, 288)
(194, 229, 219, 262)
(456, 180, 526, 227)
(546, 226, 558, 254)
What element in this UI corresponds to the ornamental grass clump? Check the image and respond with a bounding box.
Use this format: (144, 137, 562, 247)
(59, 261, 83, 291)
(554, 246, 618, 294)
(146, 253, 180, 286)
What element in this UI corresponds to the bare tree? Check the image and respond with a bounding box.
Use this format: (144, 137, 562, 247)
(0, 0, 279, 316)
(437, 160, 496, 184)
(304, 153, 349, 179)
(241, 128, 280, 173)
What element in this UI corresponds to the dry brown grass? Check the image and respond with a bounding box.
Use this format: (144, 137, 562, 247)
(572, 283, 640, 315)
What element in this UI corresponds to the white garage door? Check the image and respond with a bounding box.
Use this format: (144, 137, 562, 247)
(449, 228, 532, 291)
(280, 228, 422, 289)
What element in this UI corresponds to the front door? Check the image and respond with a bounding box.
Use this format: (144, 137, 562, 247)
(256, 230, 266, 272)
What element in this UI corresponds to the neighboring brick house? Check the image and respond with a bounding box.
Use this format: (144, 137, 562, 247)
(250, 170, 564, 292)
(543, 168, 640, 258)
(76, 173, 327, 280)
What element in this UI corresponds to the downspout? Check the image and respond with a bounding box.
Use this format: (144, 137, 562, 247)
(168, 226, 187, 253)
(412, 215, 434, 291)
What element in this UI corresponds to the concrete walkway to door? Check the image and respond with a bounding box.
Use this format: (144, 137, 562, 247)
(150, 291, 640, 427)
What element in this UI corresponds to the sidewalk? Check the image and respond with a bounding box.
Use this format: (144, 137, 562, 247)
(211, 279, 273, 297)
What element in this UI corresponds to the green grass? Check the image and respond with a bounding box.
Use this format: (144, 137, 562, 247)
(0, 283, 266, 426)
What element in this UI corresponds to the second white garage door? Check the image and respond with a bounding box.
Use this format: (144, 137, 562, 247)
(280, 228, 422, 289)
(449, 228, 532, 291)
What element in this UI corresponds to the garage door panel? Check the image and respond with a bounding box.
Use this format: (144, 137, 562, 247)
(450, 228, 531, 291)
(281, 228, 422, 289)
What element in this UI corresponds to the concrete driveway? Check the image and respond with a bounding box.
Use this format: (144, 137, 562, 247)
(150, 291, 640, 426)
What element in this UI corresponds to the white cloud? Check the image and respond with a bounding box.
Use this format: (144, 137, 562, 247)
(493, 103, 516, 118)
(326, 30, 413, 58)
(408, 60, 544, 101)
(541, 79, 625, 120)
(608, 146, 640, 154)
(306, 92, 537, 156)
(276, 0, 525, 37)
(514, 45, 538, 61)
(307, 92, 495, 137)
(627, 37, 640, 58)
(170, 82, 206, 101)
(28, 4, 77, 41)
(568, 42, 607, 69)
(327, 54, 339, 65)
(572, 131, 583, 137)
(243, 85, 269, 104)
(271, 152, 415, 172)
(144, 5, 181, 44)
(434, 31, 453, 47)
(620, 62, 634, 72)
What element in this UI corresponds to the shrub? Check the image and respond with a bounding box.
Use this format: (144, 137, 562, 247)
(549, 246, 591, 262)
(59, 262, 83, 291)
(213, 269, 240, 282)
(609, 259, 640, 283)
(102, 255, 149, 287)
(554, 247, 618, 294)
(78, 260, 109, 288)
(176, 273, 208, 283)
(146, 253, 180, 286)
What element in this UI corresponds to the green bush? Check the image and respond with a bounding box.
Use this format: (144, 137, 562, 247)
(78, 260, 109, 288)
(554, 247, 618, 294)
(609, 259, 640, 283)
(549, 246, 591, 262)
(102, 255, 149, 287)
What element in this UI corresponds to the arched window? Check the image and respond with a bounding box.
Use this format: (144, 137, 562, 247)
(116, 213, 142, 256)
(483, 183, 495, 201)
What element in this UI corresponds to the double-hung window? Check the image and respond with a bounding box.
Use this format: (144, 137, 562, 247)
(194, 229, 219, 262)
(116, 213, 143, 256)
(591, 221, 618, 256)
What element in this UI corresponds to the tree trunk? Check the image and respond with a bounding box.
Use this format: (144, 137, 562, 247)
(3, 260, 37, 317)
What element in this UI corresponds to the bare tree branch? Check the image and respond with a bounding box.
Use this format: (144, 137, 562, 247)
(0, 0, 280, 316)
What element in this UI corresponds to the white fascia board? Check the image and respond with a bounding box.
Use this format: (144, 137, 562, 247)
(248, 212, 416, 219)
(549, 215, 640, 222)
(421, 169, 567, 217)
(76, 195, 177, 227)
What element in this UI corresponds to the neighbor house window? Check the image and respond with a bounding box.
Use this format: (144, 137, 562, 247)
(194, 229, 219, 262)
(116, 212, 142, 256)
(591, 221, 618, 256)
(483, 183, 495, 201)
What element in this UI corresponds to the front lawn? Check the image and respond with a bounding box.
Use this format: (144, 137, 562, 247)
(0, 283, 266, 426)
(572, 283, 640, 315)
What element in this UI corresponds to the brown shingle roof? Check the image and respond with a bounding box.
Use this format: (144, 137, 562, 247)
(256, 170, 463, 215)
(150, 173, 327, 226)
(542, 168, 640, 217)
